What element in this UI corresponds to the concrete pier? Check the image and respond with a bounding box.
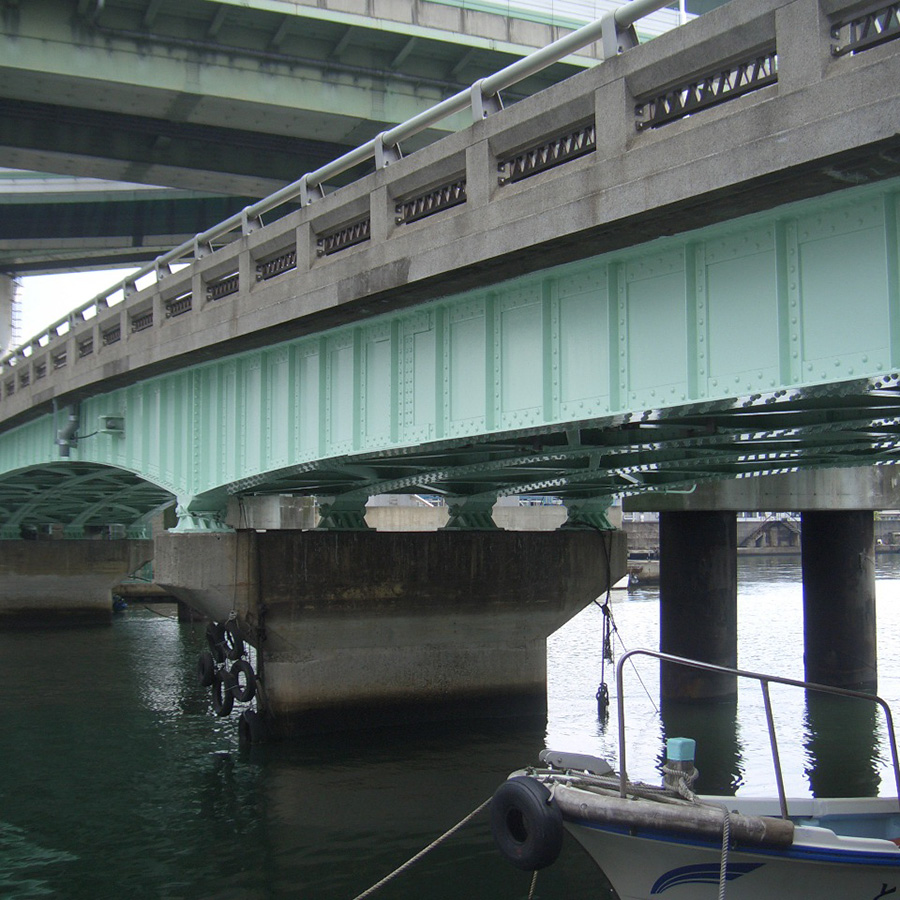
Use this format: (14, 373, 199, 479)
(155, 528, 626, 735)
(0, 539, 154, 626)
(801, 510, 877, 691)
(658, 511, 738, 701)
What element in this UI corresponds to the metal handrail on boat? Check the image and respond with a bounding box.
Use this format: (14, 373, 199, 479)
(615, 649, 900, 819)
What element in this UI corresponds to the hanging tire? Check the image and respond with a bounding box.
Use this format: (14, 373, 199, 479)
(211, 670, 236, 717)
(238, 709, 267, 745)
(230, 659, 256, 703)
(206, 621, 227, 663)
(197, 650, 216, 687)
(223, 620, 245, 661)
(490, 776, 564, 871)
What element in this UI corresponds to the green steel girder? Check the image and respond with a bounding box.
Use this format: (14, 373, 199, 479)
(0, 462, 172, 534)
(2, 178, 900, 528)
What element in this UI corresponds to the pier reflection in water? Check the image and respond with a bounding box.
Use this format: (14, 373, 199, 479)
(1, 555, 899, 898)
(548, 554, 900, 800)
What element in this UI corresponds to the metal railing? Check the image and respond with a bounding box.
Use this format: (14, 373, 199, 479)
(0, 0, 676, 372)
(615, 648, 900, 817)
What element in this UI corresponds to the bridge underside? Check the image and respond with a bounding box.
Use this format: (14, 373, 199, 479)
(0, 462, 172, 537)
(227, 382, 900, 501)
(0, 377, 897, 533)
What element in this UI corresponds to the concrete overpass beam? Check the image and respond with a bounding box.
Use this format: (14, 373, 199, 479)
(154, 529, 626, 735)
(801, 510, 877, 690)
(659, 511, 738, 701)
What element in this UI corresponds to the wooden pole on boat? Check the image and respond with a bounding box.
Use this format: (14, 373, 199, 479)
(552, 784, 795, 849)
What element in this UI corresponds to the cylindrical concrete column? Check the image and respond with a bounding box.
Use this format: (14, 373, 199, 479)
(801, 510, 876, 690)
(659, 511, 737, 701)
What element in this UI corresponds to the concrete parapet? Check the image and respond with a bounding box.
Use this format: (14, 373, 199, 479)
(0, 539, 153, 627)
(154, 528, 626, 734)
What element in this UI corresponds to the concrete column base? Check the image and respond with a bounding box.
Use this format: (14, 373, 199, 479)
(155, 529, 626, 735)
(0, 540, 153, 627)
(659, 511, 738, 701)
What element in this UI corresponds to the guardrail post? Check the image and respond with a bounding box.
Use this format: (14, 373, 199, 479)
(776, 0, 831, 92)
(192, 267, 205, 311)
(370, 185, 393, 243)
(465, 134, 494, 210)
(239, 246, 253, 298)
(297, 221, 314, 275)
(594, 74, 633, 159)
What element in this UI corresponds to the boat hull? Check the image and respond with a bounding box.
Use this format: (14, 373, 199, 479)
(565, 818, 900, 899)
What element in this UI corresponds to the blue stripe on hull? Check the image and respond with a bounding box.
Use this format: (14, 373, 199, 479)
(567, 816, 900, 868)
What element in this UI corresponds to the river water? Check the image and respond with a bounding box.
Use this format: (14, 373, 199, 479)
(3, 555, 900, 900)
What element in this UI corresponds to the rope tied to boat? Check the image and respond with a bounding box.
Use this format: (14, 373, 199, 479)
(718, 807, 731, 900)
(349, 797, 492, 900)
(661, 763, 699, 802)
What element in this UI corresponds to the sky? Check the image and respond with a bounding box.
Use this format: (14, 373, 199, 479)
(16, 269, 136, 346)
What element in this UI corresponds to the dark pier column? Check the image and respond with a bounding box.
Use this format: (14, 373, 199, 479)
(659, 511, 737, 701)
(801, 510, 876, 690)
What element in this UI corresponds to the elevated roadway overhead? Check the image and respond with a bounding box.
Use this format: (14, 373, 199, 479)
(0, 168, 249, 273)
(0, 0, 689, 273)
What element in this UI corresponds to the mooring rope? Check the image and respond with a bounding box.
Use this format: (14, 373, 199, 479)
(718, 808, 731, 900)
(349, 797, 492, 900)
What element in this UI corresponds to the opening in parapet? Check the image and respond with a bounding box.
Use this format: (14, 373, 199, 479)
(634, 50, 778, 131)
(497, 121, 596, 186)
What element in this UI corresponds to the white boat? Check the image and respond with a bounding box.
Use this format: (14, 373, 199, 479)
(491, 649, 900, 898)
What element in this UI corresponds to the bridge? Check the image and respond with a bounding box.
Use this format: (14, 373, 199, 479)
(1, 0, 899, 735)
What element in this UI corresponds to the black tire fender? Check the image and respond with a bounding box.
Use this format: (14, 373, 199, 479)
(230, 659, 256, 703)
(211, 670, 236, 717)
(206, 621, 227, 664)
(223, 620, 245, 661)
(197, 650, 216, 687)
(490, 776, 564, 871)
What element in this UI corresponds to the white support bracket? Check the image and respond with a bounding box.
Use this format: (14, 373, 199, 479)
(600, 9, 639, 58)
(375, 132, 403, 169)
(300, 174, 326, 207)
(193, 236, 214, 259)
(471, 78, 503, 121)
(241, 208, 263, 234)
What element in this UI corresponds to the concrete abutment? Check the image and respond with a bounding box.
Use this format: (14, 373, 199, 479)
(155, 528, 626, 735)
(0, 539, 154, 626)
